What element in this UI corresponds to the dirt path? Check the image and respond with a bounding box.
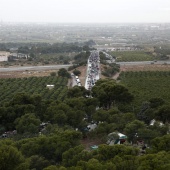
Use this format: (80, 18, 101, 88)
(112, 72, 120, 80)
(73, 65, 87, 86)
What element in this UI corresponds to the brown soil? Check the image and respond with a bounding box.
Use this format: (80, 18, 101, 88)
(1, 64, 169, 80)
(120, 64, 170, 72)
(81, 137, 103, 150)
(70, 65, 87, 86)
(0, 69, 59, 79)
(100, 64, 107, 79)
(112, 64, 170, 81)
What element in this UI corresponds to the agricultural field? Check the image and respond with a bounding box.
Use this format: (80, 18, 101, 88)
(110, 51, 154, 62)
(120, 63, 170, 72)
(0, 76, 68, 104)
(0, 52, 78, 67)
(119, 71, 170, 111)
(37, 52, 78, 62)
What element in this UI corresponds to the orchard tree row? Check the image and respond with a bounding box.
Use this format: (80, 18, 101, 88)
(0, 76, 68, 104)
(118, 71, 170, 111)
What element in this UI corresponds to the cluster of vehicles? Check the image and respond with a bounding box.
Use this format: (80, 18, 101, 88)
(0, 130, 17, 138)
(75, 76, 81, 86)
(71, 73, 82, 87)
(86, 51, 100, 90)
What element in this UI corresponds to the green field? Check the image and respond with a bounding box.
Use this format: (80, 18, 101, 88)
(0, 76, 68, 104)
(119, 71, 170, 110)
(38, 52, 78, 60)
(110, 51, 154, 62)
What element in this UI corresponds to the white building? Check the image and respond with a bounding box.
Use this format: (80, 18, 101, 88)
(17, 53, 30, 59)
(0, 51, 10, 62)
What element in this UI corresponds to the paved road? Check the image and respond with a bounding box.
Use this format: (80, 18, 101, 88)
(0, 64, 71, 72)
(85, 51, 100, 90)
(0, 61, 169, 73)
(116, 61, 170, 66)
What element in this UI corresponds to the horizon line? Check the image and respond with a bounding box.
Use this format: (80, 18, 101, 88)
(1, 21, 170, 24)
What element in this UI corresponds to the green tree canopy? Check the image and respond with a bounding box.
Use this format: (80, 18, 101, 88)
(73, 69, 81, 76)
(29, 155, 50, 170)
(0, 143, 27, 170)
(67, 86, 90, 98)
(15, 113, 41, 134)
(150, 134, 170, 153)
(155, 105, 170, 123)
(137, 151, 170, 170)
(50, 72, 57, 76)
(92, 79, 133, 109)
(58, 68, 71, 78)
(124, 120, 147, 143)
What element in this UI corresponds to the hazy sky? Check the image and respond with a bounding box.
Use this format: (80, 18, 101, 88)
(0, 0, 170, 23)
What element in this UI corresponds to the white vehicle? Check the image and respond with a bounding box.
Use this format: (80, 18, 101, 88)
(76, 79, 80, 83)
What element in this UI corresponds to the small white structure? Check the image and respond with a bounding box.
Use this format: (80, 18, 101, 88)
(150, 119, 164, 126)
(87, 123, 97, 131)
(76, 78, 80, 83)
(0, 51, 10, 62)
(10, 53, 30, 59)
(107, 132, 127, 145)
(46, 85, 54, 90)
(17, 53, 30, 59)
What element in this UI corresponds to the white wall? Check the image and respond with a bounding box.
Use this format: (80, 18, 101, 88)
(0, 56, 8, 61)
(0, 52, 10, 62)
